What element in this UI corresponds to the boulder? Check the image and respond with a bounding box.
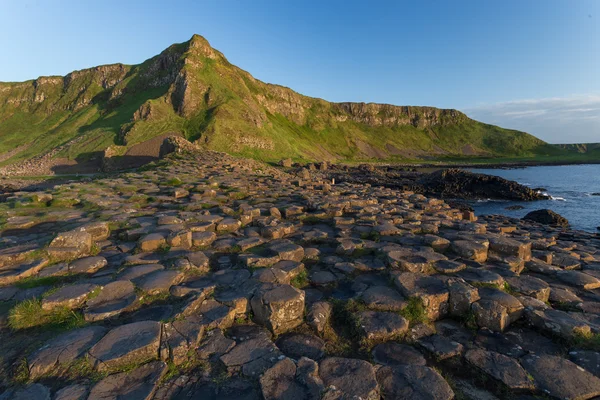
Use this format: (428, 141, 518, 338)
(523, 209, 569, 227)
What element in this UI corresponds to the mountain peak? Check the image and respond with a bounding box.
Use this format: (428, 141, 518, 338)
(187, 34, 218, 59)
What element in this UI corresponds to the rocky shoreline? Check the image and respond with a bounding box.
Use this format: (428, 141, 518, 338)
(0, 150, 599, 399)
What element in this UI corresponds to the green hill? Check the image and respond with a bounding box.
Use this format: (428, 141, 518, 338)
(0, 35, 580, 168)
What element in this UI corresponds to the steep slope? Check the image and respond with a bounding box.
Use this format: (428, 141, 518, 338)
(0, 34, 565, 168)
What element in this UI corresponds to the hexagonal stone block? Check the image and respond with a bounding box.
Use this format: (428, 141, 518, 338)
(48, 230, 93, 261)
(28, 326, 106, 379)
(88, 320, 161, 371)
(251, 284, 305, 334)
(357, 311, 409, 341)
(88, 360, 166, 399)
(319, 357, 379, 400)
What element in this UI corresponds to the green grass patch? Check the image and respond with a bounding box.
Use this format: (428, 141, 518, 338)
(290, 270, 308, 289)
(8, 299, 86, 331)
(399, 297, 429, 325)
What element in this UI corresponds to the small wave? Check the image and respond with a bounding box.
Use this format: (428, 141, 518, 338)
(550, 196, 566, 201)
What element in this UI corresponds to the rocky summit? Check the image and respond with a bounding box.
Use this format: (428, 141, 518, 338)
(1, 148, 600, 400)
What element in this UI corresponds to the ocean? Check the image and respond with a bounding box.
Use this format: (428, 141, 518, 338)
(467, 164, 600, 232)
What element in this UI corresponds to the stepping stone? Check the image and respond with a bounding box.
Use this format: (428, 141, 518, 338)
(88, 320, 161, 371)
(361, 286, 407, 311)
(417, 334, 464, 360)
(134, 269, 183, 295)
(216, 218, 242, 233)
(88, 361, 166, 400)
(276, 333, 325, 360)
(451, 240, 488, 262)
(456, 267, 504, 287)
(191, 231, 217, 247)
(69, 256, 108, 274)
(138, 232, 166, 252)
(197, 299, 236, 329)
(41, 283, 99, 310)
(48, 230, 93, 261)
(526, 308, 591, 339)
(488, 236, 531, 260)
(465, 349, 534, 390)
(434, 260, 467, 274)
(84, 280, 137, 322)
(357, 311, 409, 341)
(372, 343, 426, 367)
(0, 384, 51, 400)
(569, 350, 600, 377)
(521, 354, 600, 400)
(251, 284, 305, 334)
(28, 326, 107, 379)
(163, 315, 205, 365)
(260, 358, 323, 400)
(118, 264, 164, 281)
(226, 324, 272, 343)
(170, 276, 215, 298)
(376, 365, 454, 400)
(269, 241, 304, 262)
(220, 337, 282, 377)
(552, 253, 581, 270)
(474, 330, 526, 358)
(197, 329, 236, 360)
(78, 221, 111, 241)
(53, 384, 88, 400)
(392, 272, 449, 320)
(448, 280, 480, 317)
(556, 270, 600, 290)
(319, 357, 379, 400)
(0, 258, 48, 285)
(506, 275, 550, 302)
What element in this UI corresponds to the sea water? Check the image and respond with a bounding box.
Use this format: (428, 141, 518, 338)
(467, 164, 600, 232)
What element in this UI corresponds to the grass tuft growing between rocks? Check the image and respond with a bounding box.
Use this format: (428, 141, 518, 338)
(290, 270, 308, 289)
(8, 299, 86, 331)
(399, 297, 429, 325)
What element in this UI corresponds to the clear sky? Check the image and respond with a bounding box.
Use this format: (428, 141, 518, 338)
(1, 0, 598, 143)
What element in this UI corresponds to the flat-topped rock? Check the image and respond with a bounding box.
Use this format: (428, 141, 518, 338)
(84, 280, 137, 322)
(276, 333, 325, 360)
(69, 256, 108, 274)
(372, 342, 427, 367)
(251, 284, 305, 334)
(361, 285, 407, 311)
(88, 320, 161, 371)
(376, 365, 454, 400)
(48, 230, 93, 261)
(88, 360, 166, 400)
(319, 357, 379, 400)
(465, 348, 534, 391)
(41, 283, 99, 310)
(357, 311, 409, 341)
(134, 269, 184, 294)
(521, 354, 600, 400)
(28, 326, 107, 379)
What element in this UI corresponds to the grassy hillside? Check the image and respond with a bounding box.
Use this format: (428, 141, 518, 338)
(0, 34, 590, 167)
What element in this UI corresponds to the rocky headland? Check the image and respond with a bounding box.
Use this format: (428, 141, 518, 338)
(0, 148, 599, 400)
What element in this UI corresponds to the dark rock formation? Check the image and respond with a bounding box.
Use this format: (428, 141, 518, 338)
(419, 169, 548, 201)
(522, 209, 569, 227)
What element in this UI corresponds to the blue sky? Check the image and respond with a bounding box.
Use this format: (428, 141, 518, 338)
(1, 0, 598, 143)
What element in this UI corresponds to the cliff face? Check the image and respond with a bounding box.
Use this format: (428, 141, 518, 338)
(0, 34, 556, 166)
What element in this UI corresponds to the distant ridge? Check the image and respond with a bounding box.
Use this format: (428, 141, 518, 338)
(0, 34, 578, 168)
